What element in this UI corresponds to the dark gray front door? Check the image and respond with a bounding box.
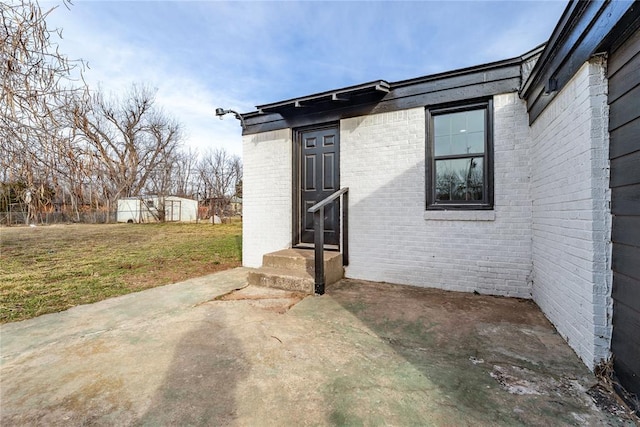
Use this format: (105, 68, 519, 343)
(297, 125, 340, 246)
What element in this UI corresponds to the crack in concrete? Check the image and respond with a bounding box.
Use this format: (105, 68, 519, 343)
(199, 285, 308, 314)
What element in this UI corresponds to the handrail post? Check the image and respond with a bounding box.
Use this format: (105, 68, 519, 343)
(342, 191, 349, 266)
(314, 208, 325, 294)
(308, 187, 349, 295)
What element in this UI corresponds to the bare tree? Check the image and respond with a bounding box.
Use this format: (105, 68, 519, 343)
(198, 148, 242, 219)
(435, 159, 483, 201)
(144, 147, 198, 199)
(1, 1, 199, 225)
(0, 0, 81, 138)
(171, 148, 199, 198)
(1, 0, 84, 223)
(69, 84, 184, 217)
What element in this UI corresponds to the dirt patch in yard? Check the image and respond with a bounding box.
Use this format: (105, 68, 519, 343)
(326, 279, 638, 426)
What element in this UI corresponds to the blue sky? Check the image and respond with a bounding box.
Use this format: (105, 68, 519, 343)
(45, 0, 568, 157)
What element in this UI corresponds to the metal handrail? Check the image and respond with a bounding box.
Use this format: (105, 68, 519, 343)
(308, 187, 349, 213)
(307, 187, 349, 295)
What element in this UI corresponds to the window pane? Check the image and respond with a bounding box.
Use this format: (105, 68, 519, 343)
(466, 131, 485, 154)
(434, 109, 485, 156)
(434, 135, 451, 156)
(434, 115, 450, 137)
(466, 110, 485, 132)
(435, 157, 484, 201)
(444, 131, 484, 156)
(451, 133, 467, 155)
(451, 112, 467, 133)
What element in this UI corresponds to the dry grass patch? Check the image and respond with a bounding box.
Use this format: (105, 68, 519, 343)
(0, 222, 242, 323)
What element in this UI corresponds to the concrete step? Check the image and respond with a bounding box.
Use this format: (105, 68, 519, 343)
(247, 266, 315, 294)
(262, 248, 340, 272)
(250, 248, 345, 294)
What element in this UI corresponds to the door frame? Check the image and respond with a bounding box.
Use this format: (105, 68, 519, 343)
(292, 122, 340, 248)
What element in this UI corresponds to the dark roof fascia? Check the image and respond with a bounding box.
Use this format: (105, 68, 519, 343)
(597, 1, 640, 53)
(256, 80, 390, 113)
(392, 55, 522, 89)
(522, 0, 636, 124)
(242, 55, 524, 134)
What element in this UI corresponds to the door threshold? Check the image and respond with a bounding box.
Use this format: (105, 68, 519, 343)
(293, 243, 340, 251)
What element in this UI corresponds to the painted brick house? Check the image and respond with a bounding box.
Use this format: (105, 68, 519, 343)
(235, 1, 639, 397)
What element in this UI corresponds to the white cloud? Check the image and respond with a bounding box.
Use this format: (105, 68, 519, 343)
(42, 0, 569, 163)
(479, 2, 567, 61)
(47, 1, 247, 158)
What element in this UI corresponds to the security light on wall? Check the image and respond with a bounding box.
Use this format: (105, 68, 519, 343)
(215, 107, 246, 130)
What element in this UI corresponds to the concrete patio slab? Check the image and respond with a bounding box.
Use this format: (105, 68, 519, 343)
(1, 268, 635, 426)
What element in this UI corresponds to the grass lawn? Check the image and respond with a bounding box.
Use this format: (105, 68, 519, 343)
(0, 222, 242, 323)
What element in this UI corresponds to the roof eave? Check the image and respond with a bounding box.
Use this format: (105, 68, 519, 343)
(256, 80, 390, 114)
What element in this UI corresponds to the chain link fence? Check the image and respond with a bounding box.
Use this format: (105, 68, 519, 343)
(0, 210, 117, 225)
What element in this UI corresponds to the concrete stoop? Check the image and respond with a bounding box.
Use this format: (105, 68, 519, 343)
(247, 248, 343, 294)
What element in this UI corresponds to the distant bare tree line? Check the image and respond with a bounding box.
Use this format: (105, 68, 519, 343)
(1, 1, 241, 223)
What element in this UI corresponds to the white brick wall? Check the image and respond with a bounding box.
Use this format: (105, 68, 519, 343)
(241, 68, 612, 371)
(341, 94, 533, 298)
(529, 58, 612, 369)
(242, 129, 292, 268)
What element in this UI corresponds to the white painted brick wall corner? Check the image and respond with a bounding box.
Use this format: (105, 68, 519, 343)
(529, 59, 612, 370)
(242, 129, 293, 268)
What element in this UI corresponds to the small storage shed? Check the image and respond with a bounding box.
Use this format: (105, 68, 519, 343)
(117, 196, 198, 223)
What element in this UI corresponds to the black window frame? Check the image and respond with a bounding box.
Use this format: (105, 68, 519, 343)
(426, 99, 494, 210)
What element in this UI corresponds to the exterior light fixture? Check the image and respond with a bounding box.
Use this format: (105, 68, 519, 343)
(215, 108, 246, 130)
